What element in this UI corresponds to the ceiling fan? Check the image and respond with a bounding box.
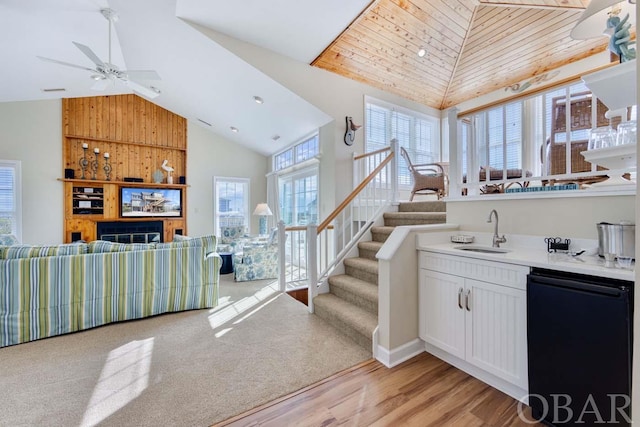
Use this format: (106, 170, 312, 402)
(37, 8, 161, 99)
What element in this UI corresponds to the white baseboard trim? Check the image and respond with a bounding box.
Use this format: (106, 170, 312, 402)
(375, 338, 424, 368)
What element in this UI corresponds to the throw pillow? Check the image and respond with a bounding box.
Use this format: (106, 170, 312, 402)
(1, 243, 88, 259)
(0, 234, 19, 246)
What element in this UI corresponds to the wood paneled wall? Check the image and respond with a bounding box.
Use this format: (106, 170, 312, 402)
(61, 95, 188, 243)
(63, 95, 186, 182)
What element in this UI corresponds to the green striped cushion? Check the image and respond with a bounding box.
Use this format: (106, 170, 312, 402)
(1, 243, 88, 259)
(88, 240, 156, 253)
(157, 234, 216, 254)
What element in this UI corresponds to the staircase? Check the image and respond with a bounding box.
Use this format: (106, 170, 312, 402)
(313, 200, 446, 351)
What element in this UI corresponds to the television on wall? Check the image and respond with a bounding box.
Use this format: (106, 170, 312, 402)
(121, 187, 182, 218)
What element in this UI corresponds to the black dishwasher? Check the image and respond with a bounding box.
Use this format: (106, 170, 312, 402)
(527, 268, 633, 426)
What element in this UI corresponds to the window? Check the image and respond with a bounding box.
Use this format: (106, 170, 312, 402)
(476, 101, 523, 171)
(213, 177, 249, 236)
(365, 98, 440, 187)
(457, 79, 636, 196)
(274, 134, 319, 171)
(279, 168, 318, 226)
(0, 160, 21, 240)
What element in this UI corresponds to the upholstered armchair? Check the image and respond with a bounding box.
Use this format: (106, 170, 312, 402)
(234, 242, 279, 282)
(234, 228, 283, 282)
(217, 225, 249, 254)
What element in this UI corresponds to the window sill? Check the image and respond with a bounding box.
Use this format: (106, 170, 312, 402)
(445, 185, 635, 202)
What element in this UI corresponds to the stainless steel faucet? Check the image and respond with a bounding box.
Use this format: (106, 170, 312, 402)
(487, 209, 507, 248)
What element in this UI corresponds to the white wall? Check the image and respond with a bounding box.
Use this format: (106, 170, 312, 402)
(0, 100, 63, 244)
(447, 195, 635, 239)
(194, 27, 441, 213)
(186, 121, 268, 236)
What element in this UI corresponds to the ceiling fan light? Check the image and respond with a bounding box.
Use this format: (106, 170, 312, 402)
(90, 74, 105, 81)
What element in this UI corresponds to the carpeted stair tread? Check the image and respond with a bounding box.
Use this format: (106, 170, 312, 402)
(328, 274, 378, 314)
(398, 201, 446, 212)
(313, 293, 377, 349)
(383, 212, 446, 226)
(344, 257, 378, 274)
(357, 241, 383, 260)
(344, 257, 378, 284)
(371, 226, 395, 243)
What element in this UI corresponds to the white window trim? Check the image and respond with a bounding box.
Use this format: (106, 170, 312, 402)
(0, 160, 22, 242)
(278, 164, 320, 227)
(364, 95, 441, 156)
(273, 132, 320, 172)
(212, 176, 250, 235)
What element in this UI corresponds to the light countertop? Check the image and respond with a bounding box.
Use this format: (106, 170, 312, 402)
(416, 231, 635, 282)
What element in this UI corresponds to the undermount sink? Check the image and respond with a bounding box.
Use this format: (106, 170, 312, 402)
(454, 245, 511, 254)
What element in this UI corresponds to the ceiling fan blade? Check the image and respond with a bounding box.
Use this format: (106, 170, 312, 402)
(123, 70, 161, 81)
(37, 56, 96, 72)
(124, 79, 160, 99)
(72, 41, 105, 67)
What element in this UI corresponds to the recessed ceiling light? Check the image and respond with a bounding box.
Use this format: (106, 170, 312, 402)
(150, 86, 161, 94)
(271, 135, 280, 141)
(253, 96, 264, 104)
(230, 126, 239, 133)
(417, 48, 427, 58)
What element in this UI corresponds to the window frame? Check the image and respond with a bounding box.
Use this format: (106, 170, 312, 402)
(212, 176, 250, 236)
(364, 96, 441, 188)
(273, 133, 320, 172)
(0, 160, 22, 241)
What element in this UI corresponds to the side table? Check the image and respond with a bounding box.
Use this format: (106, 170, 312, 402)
(219, 252, 234, 274)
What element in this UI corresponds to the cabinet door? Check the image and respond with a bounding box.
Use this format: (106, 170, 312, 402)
(419, 270, 465, 359)
(464, 279, 528, 390)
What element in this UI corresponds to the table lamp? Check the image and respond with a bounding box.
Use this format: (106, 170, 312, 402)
(253, 203, 273, 236)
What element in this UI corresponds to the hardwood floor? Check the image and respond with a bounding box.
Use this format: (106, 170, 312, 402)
(215, 352, 538, 426)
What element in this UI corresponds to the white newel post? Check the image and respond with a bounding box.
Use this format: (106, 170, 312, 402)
(306, 224, 318, 313)
(277, 220, 286, 293)
(390, 138, 399, 204)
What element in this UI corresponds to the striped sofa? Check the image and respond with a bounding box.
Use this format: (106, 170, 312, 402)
(0, 235, 221, 347)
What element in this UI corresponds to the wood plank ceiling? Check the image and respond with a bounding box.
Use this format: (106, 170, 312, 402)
(312, 0, 612, 110)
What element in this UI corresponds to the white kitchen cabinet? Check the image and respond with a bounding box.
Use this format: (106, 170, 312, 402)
(419, 252, 529, 393)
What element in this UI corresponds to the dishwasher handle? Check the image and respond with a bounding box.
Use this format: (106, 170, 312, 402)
(528, 274, 629, 297)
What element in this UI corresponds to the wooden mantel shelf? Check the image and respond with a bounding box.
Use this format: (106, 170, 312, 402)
(59, 178, 188, 188)
(65, 134, 187, 152)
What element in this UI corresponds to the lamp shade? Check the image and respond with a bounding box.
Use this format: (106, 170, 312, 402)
(570, 0, 636, 40)
(253, 203, 273, 216)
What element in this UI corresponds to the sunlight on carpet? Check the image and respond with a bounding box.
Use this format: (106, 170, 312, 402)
(80, 338, 154, 427)
(207, 282, 280, 330)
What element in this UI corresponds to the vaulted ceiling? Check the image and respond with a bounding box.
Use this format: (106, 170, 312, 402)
(312, 0, 611, 109)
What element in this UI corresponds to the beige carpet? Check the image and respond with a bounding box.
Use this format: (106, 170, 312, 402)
(0, 275, 371, 426)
